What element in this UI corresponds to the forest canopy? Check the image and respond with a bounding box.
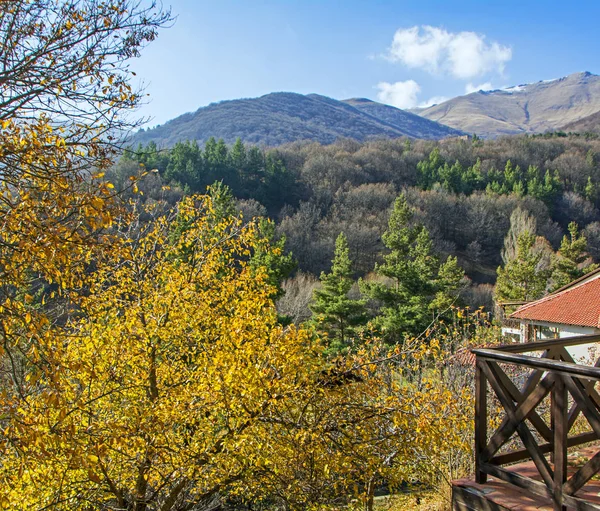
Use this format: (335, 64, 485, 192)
(120, 133, 600, 294)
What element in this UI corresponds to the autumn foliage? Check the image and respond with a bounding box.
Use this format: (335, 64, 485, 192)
(0, 2, 474, 510)
(0, 191, 473, 510)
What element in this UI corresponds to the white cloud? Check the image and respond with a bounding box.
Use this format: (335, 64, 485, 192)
(418, 95, 449, 108)
(465, 82, 494, 94)
(376, 80, 421, 109)
(386, 25, 511, 79)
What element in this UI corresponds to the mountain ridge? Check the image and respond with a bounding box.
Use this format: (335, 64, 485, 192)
(414, 71, 600, 138)
(131, 92, 464, 147)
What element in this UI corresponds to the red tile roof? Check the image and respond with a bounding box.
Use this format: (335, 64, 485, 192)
(510, 271, 600, 328)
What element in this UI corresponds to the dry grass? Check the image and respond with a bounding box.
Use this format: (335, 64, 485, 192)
(372, 490, 449, 511)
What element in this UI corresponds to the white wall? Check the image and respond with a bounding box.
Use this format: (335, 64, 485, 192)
(502, 321, 600, 364)
(531, 321, 599, 364)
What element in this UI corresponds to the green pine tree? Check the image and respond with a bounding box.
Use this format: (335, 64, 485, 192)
(461, 159, 484, 194)
(550, 222, 597, 291)
(250, 217, 296, 299)
(431, 256, 466, 311)
(310, 232, 367, 355)
(416, 147, 444, 189)
(230, 137, 247, 170)
(584, 176, 598, 203)
(207, 180, 236, 223)
(495, 230, 551, 302)
(361, 194, 464, 342)
(168, 182, 237, 264)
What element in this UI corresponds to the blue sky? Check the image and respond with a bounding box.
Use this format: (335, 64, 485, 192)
(133, 0, 600, 127)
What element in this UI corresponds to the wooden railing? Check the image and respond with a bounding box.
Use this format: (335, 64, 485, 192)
(473, 334, 600, 511)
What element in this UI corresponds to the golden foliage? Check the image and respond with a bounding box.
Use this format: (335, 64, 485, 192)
(0, 3, 476, 510)
(0, 196, 321, 509)
(0, 196, 473, 510)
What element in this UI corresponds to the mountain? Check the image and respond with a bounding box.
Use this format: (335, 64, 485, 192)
(341, 97, 460, 139)
(132, 92, 464, 147)
(561, 110, 600, 134)
(414, 72, 600, 138)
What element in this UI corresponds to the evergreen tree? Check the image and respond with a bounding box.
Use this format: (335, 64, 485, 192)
(540, 169, 562, 206)
(165, 140, 202, 189)
(250, 217, 296, 299)
(584, 176, 598, 204)
(495, 230, 552, 302)
(416, 147, 444, 189)
(207, 180, 236, 222)
(550, 222, 597, 291)
(461, 159, 484, 194)
(486, 181, 503, 195)
(242, 146, 266, 197)
(203, 136, 218, 166)
(310, 232, 367, 354)
(512, 180, 525, 197)
(438, 160, 465, 193)
(431, 256, 466, 311)
(169, 181, 237, 263)
(361, 194, 464, 342)
(230, 137, 247, 170)
(503, 160, 522, 190)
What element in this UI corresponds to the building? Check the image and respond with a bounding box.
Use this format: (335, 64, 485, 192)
(503, 267, 600, 360)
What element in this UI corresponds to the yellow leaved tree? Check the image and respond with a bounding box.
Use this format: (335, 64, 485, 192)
(1, 195, 471, 510)
(0, 2, 474, 509)
(1, 196, 326, 510)
(0, 0, 169, 508)
(0, 0, 171, 355)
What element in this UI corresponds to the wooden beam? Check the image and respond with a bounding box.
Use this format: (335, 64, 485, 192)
(480, 361, 554, 489)
(564, 450, 600, 496)
(480, 463, 552, 499)
(552, 375, 567, 511)
(563, 375, 600, 438)
(476, 360, 487, 484)
(492, 334, 600, 354)
(480, 464, 600, 511)
(495, 362, 552, 441)
(490, 431, 598, 466)
(480, 369, 553, 462)
(562, 351, 600, 431)
(473, 349, 600, 381)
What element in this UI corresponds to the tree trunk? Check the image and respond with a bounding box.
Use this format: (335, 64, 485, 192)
(364, 477, 375, 511)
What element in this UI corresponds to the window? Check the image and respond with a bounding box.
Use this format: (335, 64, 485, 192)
(536, 325, 560, 340)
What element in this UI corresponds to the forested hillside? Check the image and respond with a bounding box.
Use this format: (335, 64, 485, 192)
(0, 3, 476, 508)
(9, 2, 600, 510)
(117, 133, 600, 312)
(131, 92, 464, 147)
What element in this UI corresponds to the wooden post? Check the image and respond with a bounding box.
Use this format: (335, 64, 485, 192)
(552, 374, 567, 511)
(475, 360, 487, 484)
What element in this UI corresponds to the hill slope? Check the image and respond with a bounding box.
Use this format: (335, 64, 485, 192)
(415, 72, 600, 138)
(341, 97, 462, 140)
(132, 92, 464, 147)
(561, 110, 600, 134)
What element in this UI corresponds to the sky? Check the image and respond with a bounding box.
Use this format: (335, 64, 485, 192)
(132, 0, 600, 127)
